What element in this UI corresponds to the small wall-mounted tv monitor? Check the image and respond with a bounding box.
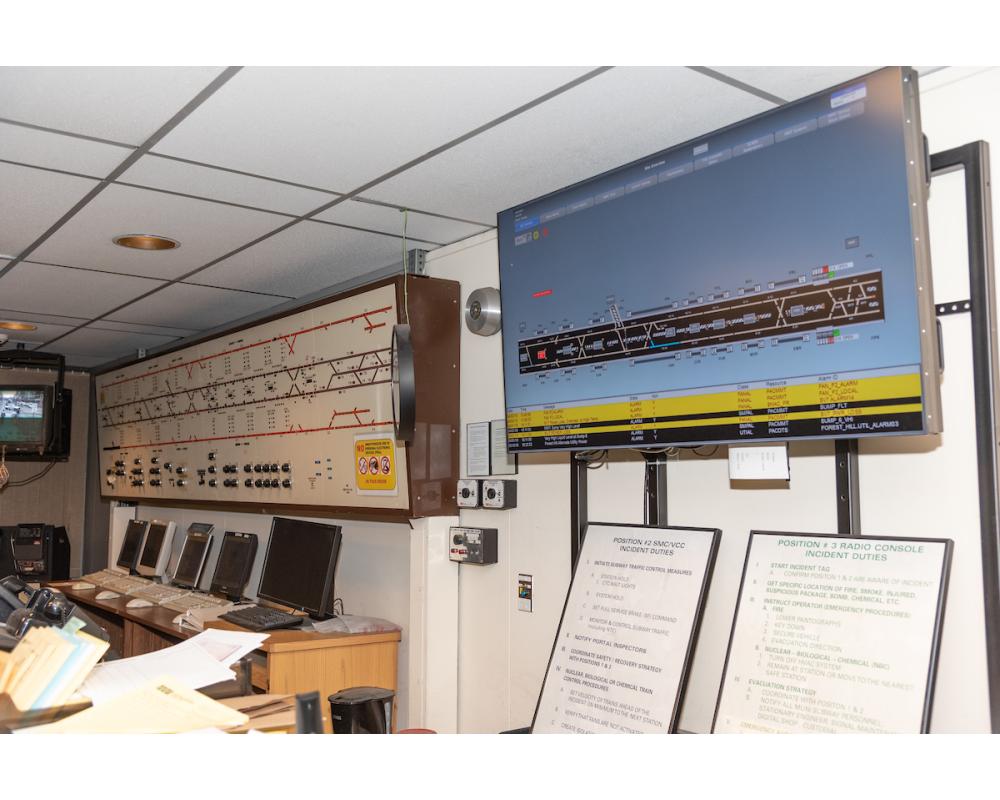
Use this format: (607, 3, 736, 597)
(0, 386, 51, 454)
(117, 519, 149, 573)
(257, 517, 342, 620)
(172, 523, 214, 589)
(136, 520, 176, 577)
(498, 66, 940, 452)
(210, 531, 258, 601)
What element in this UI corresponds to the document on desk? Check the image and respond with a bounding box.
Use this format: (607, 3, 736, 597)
(187, 629, 268, 667)
(79, 630, 267, 705)
(21, 675, 249, 734)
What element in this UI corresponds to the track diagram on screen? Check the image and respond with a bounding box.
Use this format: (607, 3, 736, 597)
(518, 271, 884, 374)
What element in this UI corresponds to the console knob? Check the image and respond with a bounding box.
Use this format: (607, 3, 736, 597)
(244, 478, 253, 488)
(176, 479, 187, 487)
(282, 478, 292, 488)
(281, 463, 291, 472)
(208, 478, 217, 487)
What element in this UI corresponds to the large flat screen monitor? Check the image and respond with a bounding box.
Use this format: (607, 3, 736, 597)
(257, 517, 342, 620)
(172, 523, 214, 588)
(210, 531, 258, 601)
(0, 386, 51, 454)
(498, 66, 940, 452)
(116, 519, 148, 572)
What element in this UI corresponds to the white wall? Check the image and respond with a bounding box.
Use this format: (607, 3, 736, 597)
(421, 66, 1000, 733)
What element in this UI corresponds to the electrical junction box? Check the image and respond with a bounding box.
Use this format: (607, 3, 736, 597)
(457, 479, 480, 508)
(482, 479, 517, 509)
(449, 526, 498, 565)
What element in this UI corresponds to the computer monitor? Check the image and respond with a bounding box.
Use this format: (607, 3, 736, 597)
(210, 531, 259, 601)
(116, 519, 148, 573)
(257, 517, 342, 620)
(498, 67, 940, 452)
(136, 520, 175, 577)
(0, 386, 51, 454)
(172, 523, 214, 589)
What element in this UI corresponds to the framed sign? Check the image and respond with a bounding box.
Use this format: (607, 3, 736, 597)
(532, 523, 720, 733)
(713, 531, 953, 734)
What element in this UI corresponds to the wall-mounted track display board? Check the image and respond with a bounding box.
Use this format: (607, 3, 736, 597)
(499, 66, 941, 452)
(713, 530, 952, 733)
(96, 275, 460, 519)
(532, 523, 719, 733)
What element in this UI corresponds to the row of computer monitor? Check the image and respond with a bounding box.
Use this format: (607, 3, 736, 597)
(116, 516, 343, 619)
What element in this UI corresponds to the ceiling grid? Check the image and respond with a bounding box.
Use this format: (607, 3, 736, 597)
(0, 65, 904, 367)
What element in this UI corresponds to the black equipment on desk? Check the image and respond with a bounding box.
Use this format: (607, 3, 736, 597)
(117, 519, 149, 574)
(257, 517, 342, 621)
(0, 575, 111, 649)
(210, 531, 258, 601)
(219, 605, 304, 632)
(328, 686, 395, 734)
(4, 523, 70, 581)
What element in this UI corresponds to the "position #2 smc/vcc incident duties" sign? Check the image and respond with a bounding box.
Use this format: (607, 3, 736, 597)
(532, 523, 719, 733)
(714, 531, 952, 733)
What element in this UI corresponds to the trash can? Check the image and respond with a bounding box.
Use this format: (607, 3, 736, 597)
(328, 686, 395, 734)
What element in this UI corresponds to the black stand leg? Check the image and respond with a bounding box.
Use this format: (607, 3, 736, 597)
(835, 439, 861, 536)
(570, 456, 588, 573)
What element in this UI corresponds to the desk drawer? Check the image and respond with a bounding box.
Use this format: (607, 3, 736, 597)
(249, 651, 269, 691)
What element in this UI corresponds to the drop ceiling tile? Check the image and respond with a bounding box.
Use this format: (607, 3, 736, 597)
(110, 283, 284, 331)
(364, 67, 773, 222)
(0, 306, 88, 328)
(0, 261, 164, 319)
(189, 220, 407, 298)
(0, 67, 226, 144)
(90, 319, 199, 338)
(0, 162, 100, 256)
(64, 354, 114, 369)
(32, 183, 287, 281)
(0, 121, 129, 176)
(708, 66, 877, 102)
(121, 154, 334, 216)
(0, 320, 73, 346)
(51, 327, 176, 358)
(316, 199, 491, 245)
(153, 66, 596, 190)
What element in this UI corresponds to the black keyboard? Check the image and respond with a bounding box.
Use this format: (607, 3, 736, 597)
(219, 606, 304, 632)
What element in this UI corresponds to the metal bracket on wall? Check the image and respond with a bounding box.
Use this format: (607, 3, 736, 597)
(834, 439, 861, 536)
(643, 451, 669, 528)
(407, 248, 428, 276)
(936, 299, 972, 316)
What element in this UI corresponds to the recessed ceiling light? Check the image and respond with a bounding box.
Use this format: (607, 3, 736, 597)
(113, 234, 179, 251)
(0, 320, 37, 331)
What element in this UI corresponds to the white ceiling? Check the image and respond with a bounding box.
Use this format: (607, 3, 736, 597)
(0, 65, 946, 368)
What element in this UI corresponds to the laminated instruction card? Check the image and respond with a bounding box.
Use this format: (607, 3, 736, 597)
(532, 523, 719, 733)
(714, 530, 952, 733)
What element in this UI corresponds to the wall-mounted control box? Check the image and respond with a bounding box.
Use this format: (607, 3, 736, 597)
(449, 526, 498, 565)
(457, 479, 480, 508)
(482, 479, 517, 509)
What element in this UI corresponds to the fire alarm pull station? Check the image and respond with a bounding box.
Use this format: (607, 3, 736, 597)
(449, 526, 498, 565)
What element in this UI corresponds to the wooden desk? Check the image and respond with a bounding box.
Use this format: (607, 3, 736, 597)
(49, 583, 401, 710)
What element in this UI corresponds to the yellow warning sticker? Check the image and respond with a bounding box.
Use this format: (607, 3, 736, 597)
(354, 434, 398, 495)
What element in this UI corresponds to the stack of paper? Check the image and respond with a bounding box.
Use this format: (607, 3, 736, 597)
(0, 623, 109, 710)
(80, 629, 267, 705)
(21, 675, 249, 734)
